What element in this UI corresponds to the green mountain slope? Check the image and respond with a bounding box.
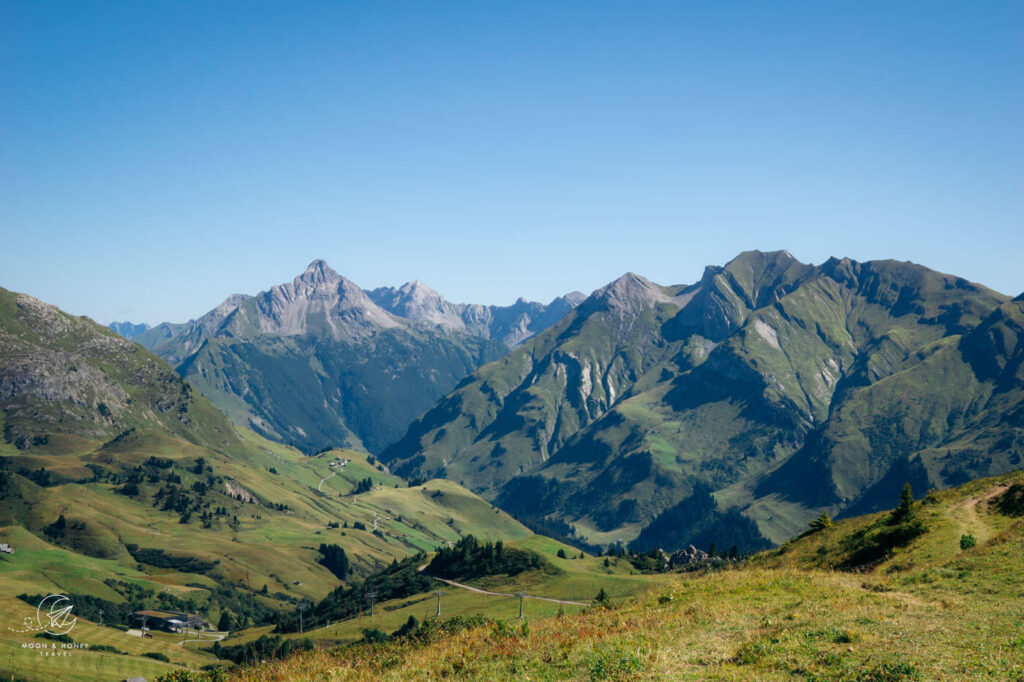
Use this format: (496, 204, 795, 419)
(383, 272, 692, 491)
(0, 286, 536, 679)
(383, 252, 1020, 548)
(133, 261, 510, 454)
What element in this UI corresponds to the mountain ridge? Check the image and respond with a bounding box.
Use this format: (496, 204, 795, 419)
(126, 261, 584, 455)
(382, 250, 1020, 549)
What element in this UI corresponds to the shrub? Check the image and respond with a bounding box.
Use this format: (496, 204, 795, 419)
(808, 512, 833, 532)
(959, 534, 977, 550)
(143, 652, 170, 661)
(996, 483, 1024, 517)
(362, 627, 389, 643)
(91, 644, 125, 654)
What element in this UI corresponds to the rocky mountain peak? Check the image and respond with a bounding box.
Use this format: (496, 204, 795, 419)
(297, 259, 343, 289)
(397, 280, 443, 302)
(590, 272, 672, 313)
(559, 291, 588, 307)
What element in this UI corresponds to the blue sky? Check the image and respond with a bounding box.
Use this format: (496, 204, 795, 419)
(1, 1, 1021, 324)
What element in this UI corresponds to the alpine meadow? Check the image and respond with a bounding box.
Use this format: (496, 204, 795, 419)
(2, 2, 1022, 681)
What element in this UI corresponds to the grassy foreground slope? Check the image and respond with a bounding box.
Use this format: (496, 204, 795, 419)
(210, 534, 675, 652)
(209, 470, 1023, 681)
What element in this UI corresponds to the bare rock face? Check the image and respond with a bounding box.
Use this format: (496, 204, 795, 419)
(368, 280, 465, 331)
(368, 281, 586, 347)
(668, 545, 710, 567)
(588, 273, 674, 314)
(233, 260, 403, 339)
(0, 289, 228, 449)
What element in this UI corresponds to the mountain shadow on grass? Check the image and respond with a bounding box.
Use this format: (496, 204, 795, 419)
(630, 482, 770, 554)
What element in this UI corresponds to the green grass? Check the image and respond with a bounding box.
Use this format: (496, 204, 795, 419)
(0, 423, 537, 680)
(207, 470, 1024, 681)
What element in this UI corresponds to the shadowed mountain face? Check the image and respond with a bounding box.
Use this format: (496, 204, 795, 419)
(383, 251, 1022, 547)
(131, 262, 582, 454)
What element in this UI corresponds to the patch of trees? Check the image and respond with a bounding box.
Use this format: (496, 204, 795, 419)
(42, 514, 84, 542)
(839, 483, 926, 569)
(210, 634, 314, 664)
(352, 477, 374, 495)
(124, 544, 217, 574)
(997, 483, 1024, 517)
(630, 483, 771, 555)
(17, 466, 56, 487)
(275, 554, 436, 634)
(18, 578, 192, 627)
(203, 583, 280, 628)
(317, 543, 349, 580)
(20, 578, 282, 632)
(426, 535, 549, 580)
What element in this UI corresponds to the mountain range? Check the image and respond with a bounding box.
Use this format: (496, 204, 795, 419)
(0, 283, 531, 605)
(96, 252, 1024, 551)
(382, 251, 1024, 548)
(122, 261, 583, 454)
(2, 252, 1022, 679)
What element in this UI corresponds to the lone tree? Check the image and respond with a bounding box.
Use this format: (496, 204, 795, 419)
(890, 483, 916, 524)
(808, 512, 833, 532)
(217, 611, 234, 632)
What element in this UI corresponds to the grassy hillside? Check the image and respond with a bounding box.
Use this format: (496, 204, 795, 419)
(146, 466, 1024, 679)
(205, 533, 674, 658)
(0, 424, 534, 679)
(195, 470, 1024, 681)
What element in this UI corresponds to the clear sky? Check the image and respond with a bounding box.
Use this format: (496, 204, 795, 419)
(1, 1, 1021, 325)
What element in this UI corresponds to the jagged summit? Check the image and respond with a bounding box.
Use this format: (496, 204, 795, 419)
(588, 272, 673, 313)
(366, 281, 586, 346)
(295, 259, 344, 289)
(370, 279, 462, 330)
